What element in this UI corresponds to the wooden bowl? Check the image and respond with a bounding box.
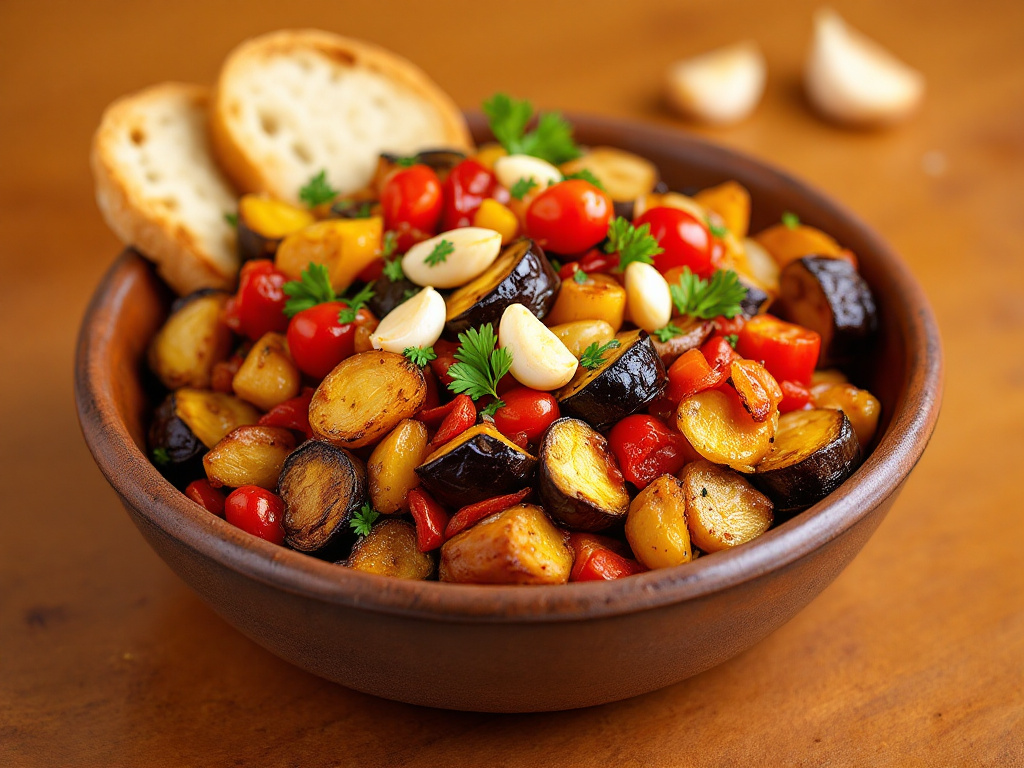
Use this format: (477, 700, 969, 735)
(75, 115, 942, 712)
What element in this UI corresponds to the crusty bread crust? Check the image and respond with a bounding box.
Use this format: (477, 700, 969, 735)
(211, 29, 473, 203)
(92, 83, 240, 295)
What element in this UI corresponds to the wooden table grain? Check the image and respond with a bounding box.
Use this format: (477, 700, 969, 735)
(1, 0, 1021, 765)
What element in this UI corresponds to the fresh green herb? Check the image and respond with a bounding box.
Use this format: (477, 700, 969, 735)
(393, 155, 419, 168)
(403, 288, 418, 301)
(404, 346, 437, 367)
(482, 93, 582, 165)
(338, 283, 375, 324)
(349, 502, 380, 537)
(382, 257, 405, 282)
(224, 212, 239, 228)
(447, 324, 514, 405)
(604, 217, 664, 271)
(299, 170, 339, 208)
(781, 211, 800, 230)
(572, 267, 588, 284)
(562, 169, 604, 190)
(549, 257, 563, 273)
(652, 323, 683, 343)
(706, 216, 728, 238)
(425, 239, 455, 267)
(701, 487, 708, 498)
(381, 230, 398, 258)
(332, 199, 374, 218)
(669, 267, 748, 320)
(283, 263, 336, 317)
(151, 447, 170, 466)
(579, 339, 621, 370)
(509, 176, 538, 200)
(481, 400, 503, 418)
(725, 334, 739, 349)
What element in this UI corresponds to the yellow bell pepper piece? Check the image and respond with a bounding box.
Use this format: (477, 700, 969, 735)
(472, 199, 519, 245)
(275, 217, 383, 293)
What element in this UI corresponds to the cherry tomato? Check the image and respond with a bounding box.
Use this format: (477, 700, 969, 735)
(525, 179, 613, 255)
(224, 486, 286, 544)
(222, 259, 290, 341)
(634, 207, 719, 278)
(492, 387, 561, 444)
(736, 314, 821, 386)
(608, 414, 696, 488)
(778, 379, 813, 413)
(441, 159, 507, 230)
(428, 339, 461, 387)
(286, 301, 370, 380)
(381, 165, 444, 252)
(184, 479, 226, 517)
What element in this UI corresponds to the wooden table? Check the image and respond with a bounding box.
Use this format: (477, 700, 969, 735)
(2, 0, 1021, 764)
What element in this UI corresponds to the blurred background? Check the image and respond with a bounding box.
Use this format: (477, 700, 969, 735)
(1, 0, 1021, 765)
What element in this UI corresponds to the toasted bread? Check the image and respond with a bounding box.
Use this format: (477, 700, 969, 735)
(92, 82, 240, 295)
(210, 29, 473, 204)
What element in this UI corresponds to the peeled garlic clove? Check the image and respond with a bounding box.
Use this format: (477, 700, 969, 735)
(499, 304, 578, 391)
(665, 41, 766, 125)
(403, 228, 503, 289)
(805, 8, 925, 126)
(370, 287, 446, 353)
(624, 262, 672, 332)
(493, 154, 562, 195)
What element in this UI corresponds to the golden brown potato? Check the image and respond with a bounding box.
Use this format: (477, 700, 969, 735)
(347, 520, 435, 580)
(367, 419, 430, 514)
(624, 474, 693, 570)
(231, 332, 301, 411)
(694, 180, 751, 239)
(203, 425, 296, 490)
(675, 388, 778, 473)
(559, 147, 659, 202)
(147, 291, 233, 390)
(547, 319, 616, 359)
(173, 388, 262, 449)
(309, 350, 427, 449)
(439, 504, 573, 585)
(810, 382, 881, 449)
(680, 460, 773, 552)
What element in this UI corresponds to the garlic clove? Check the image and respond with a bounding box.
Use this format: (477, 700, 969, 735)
(402, 227, 503, 289)
(370, 286, 446, 353)
(499, 304, 578, 391)
(665, 41, 766, 126)
(493, 154, 563, 195)
(624, 262, 673, 332)
(804, 8, 925, 127)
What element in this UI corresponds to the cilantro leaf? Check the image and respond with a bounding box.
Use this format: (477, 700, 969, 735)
(382, 257, 404, 282)
(338, 283, 375, 324)
(224, 212, 238, 228)
(349, 502, 379, 537)
(299, 170, 339, 208)
(151, 447, 170, 466)
(482, 93, 581, 165)
(381, 230, 398, 258)
(781, 211, 800, 230)
(572, 268, 588, 284)
(579, 339, 621, 370)
(605, 217, 664, 271)
(562, 168, 604, 190)
(447, 324, 513, 402)
(283, 263, 336, 317)
(669, 268, 748, 320)
(652, 323, 683, 342)
(509, 177, 538, 200)
(425, 239, 454, 267)
(404, 346, 436, 367)
(706, 216, 728, 238)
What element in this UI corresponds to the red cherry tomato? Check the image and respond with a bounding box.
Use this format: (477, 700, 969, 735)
(778, 379, 813, 413)
(634, 207, 718, 278)
(608, 414, 695, 489)
(492, 387, 561, 444)
(736, 314, 821, 386)
(428, 339, 461, 387)
(184, 479, 226, 517)
(381, 165, 444, 252)
(441, 159, 507, 230)
(525, 180, 613, 255)
(224, 486, 286, 544)
(286, 301, 370, 380)
(222, 259, 290, 341)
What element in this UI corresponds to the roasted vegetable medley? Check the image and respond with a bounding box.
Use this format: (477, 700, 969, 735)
(147, 94, 881, 585)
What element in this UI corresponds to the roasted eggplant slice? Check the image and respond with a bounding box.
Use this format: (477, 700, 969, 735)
(538, 417, 629, 531)
(776, 256, 878, 366)
(415, 422, 537, 508)
(439, 503, 573, 585)
(236, 193, 315, 262)
(444, 239, 560, 334)
(203, 425, 296, 490)
(556, 330, 667, 431)
(738, 277, 771, 318)
(679, 460, 773, 552)
(367, 265, 422, 319)
(147, 290, 233, 390)
(650, 317, 714, 367)
(279, 440, 367, 553)
(346, 520, 435, 580)
(752, 408, 861, 516)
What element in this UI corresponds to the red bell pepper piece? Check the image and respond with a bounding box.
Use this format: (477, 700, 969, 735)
(736, 314, 821, 386)
(557, 248, 620, 279)
(667, 348, 726, 402)
(184, 479, 226, 517)
(257, 388, 315, 439)
(428, 394, 476, 449)
(444, 488, 531, 540)
(357, 257, 385, 283)
(701, 335, 739, 370)
(778, 379, 813, 413)
(568, 533, 645, 581)
(508, 430, 530, 450)
(429, 338, 461, 387)
(407, 488, 449, 552)
(441, 159, 507, 230)
(210, 351, 245, 394)
(221, 259, 290, 341)
(607, 414, 696, 488)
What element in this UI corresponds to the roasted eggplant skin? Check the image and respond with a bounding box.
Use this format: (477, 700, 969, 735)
(557, 330, 668, 431)
(415, 423, 537, 508)
(148, 393, 206, 472)
(444, 239, 561, 334)
(738, 278, 771, 318)
(381, 148, 466, 177)
(367, 269, 422, 319)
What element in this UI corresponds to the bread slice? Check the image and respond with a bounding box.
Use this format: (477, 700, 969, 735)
(92, 82, 240, 295)
(210, 29, 473, 204)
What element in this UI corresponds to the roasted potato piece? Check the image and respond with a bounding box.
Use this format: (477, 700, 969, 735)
(309, 350, 427, 449)
(680, 460, 773, 552)
(548, 319, 616, 359)
(559, 147, 659, 202)
(275, 217, 383, 293)
(439, 504, 572, 585)
(810, 382, 881, 449)
(694, 180, 751, 239)
(147, 290, 233, 390)
(675, 387, 779, 473)
(231, 332, 301, 411)
(624, 474, 693, 570)
(367, 419, 430, 514)
(346, 520, 435, 580)
(237, 193, 315, 262)
(544, 273, 627, 331)
(203, 425, 296, 490)
(168, 388, 262, 449)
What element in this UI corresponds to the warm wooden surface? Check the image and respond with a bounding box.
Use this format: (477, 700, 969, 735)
(1, 0, 1021, 765)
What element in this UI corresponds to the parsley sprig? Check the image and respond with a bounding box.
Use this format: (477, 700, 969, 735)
(283, 263, 335, 317)
(572, 268, 588, 284)
(224, 212, 239, 228)
(482, 93, 582, 165)
(425, 239, 454, 267)
(338, 283, 375, 324)
(781, 211, 800, 230)
(381, 230, 398, 258)
(669, 268, 747, 320)
(562, 168, 605, 190)
(349, 503, 379, 537)
(706, 216, 728, 238)
(382, 257, 404, 282)
(509, 177, 538, 200)
(404, 346, 436, 367)
(299, 170, 339, 208)
(579, 339, 621, 370)
(447, 324, 514, 411)
(652, 323, 684, 343)
(604, 217, 664, 271)
(152, 447, 170, 466)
